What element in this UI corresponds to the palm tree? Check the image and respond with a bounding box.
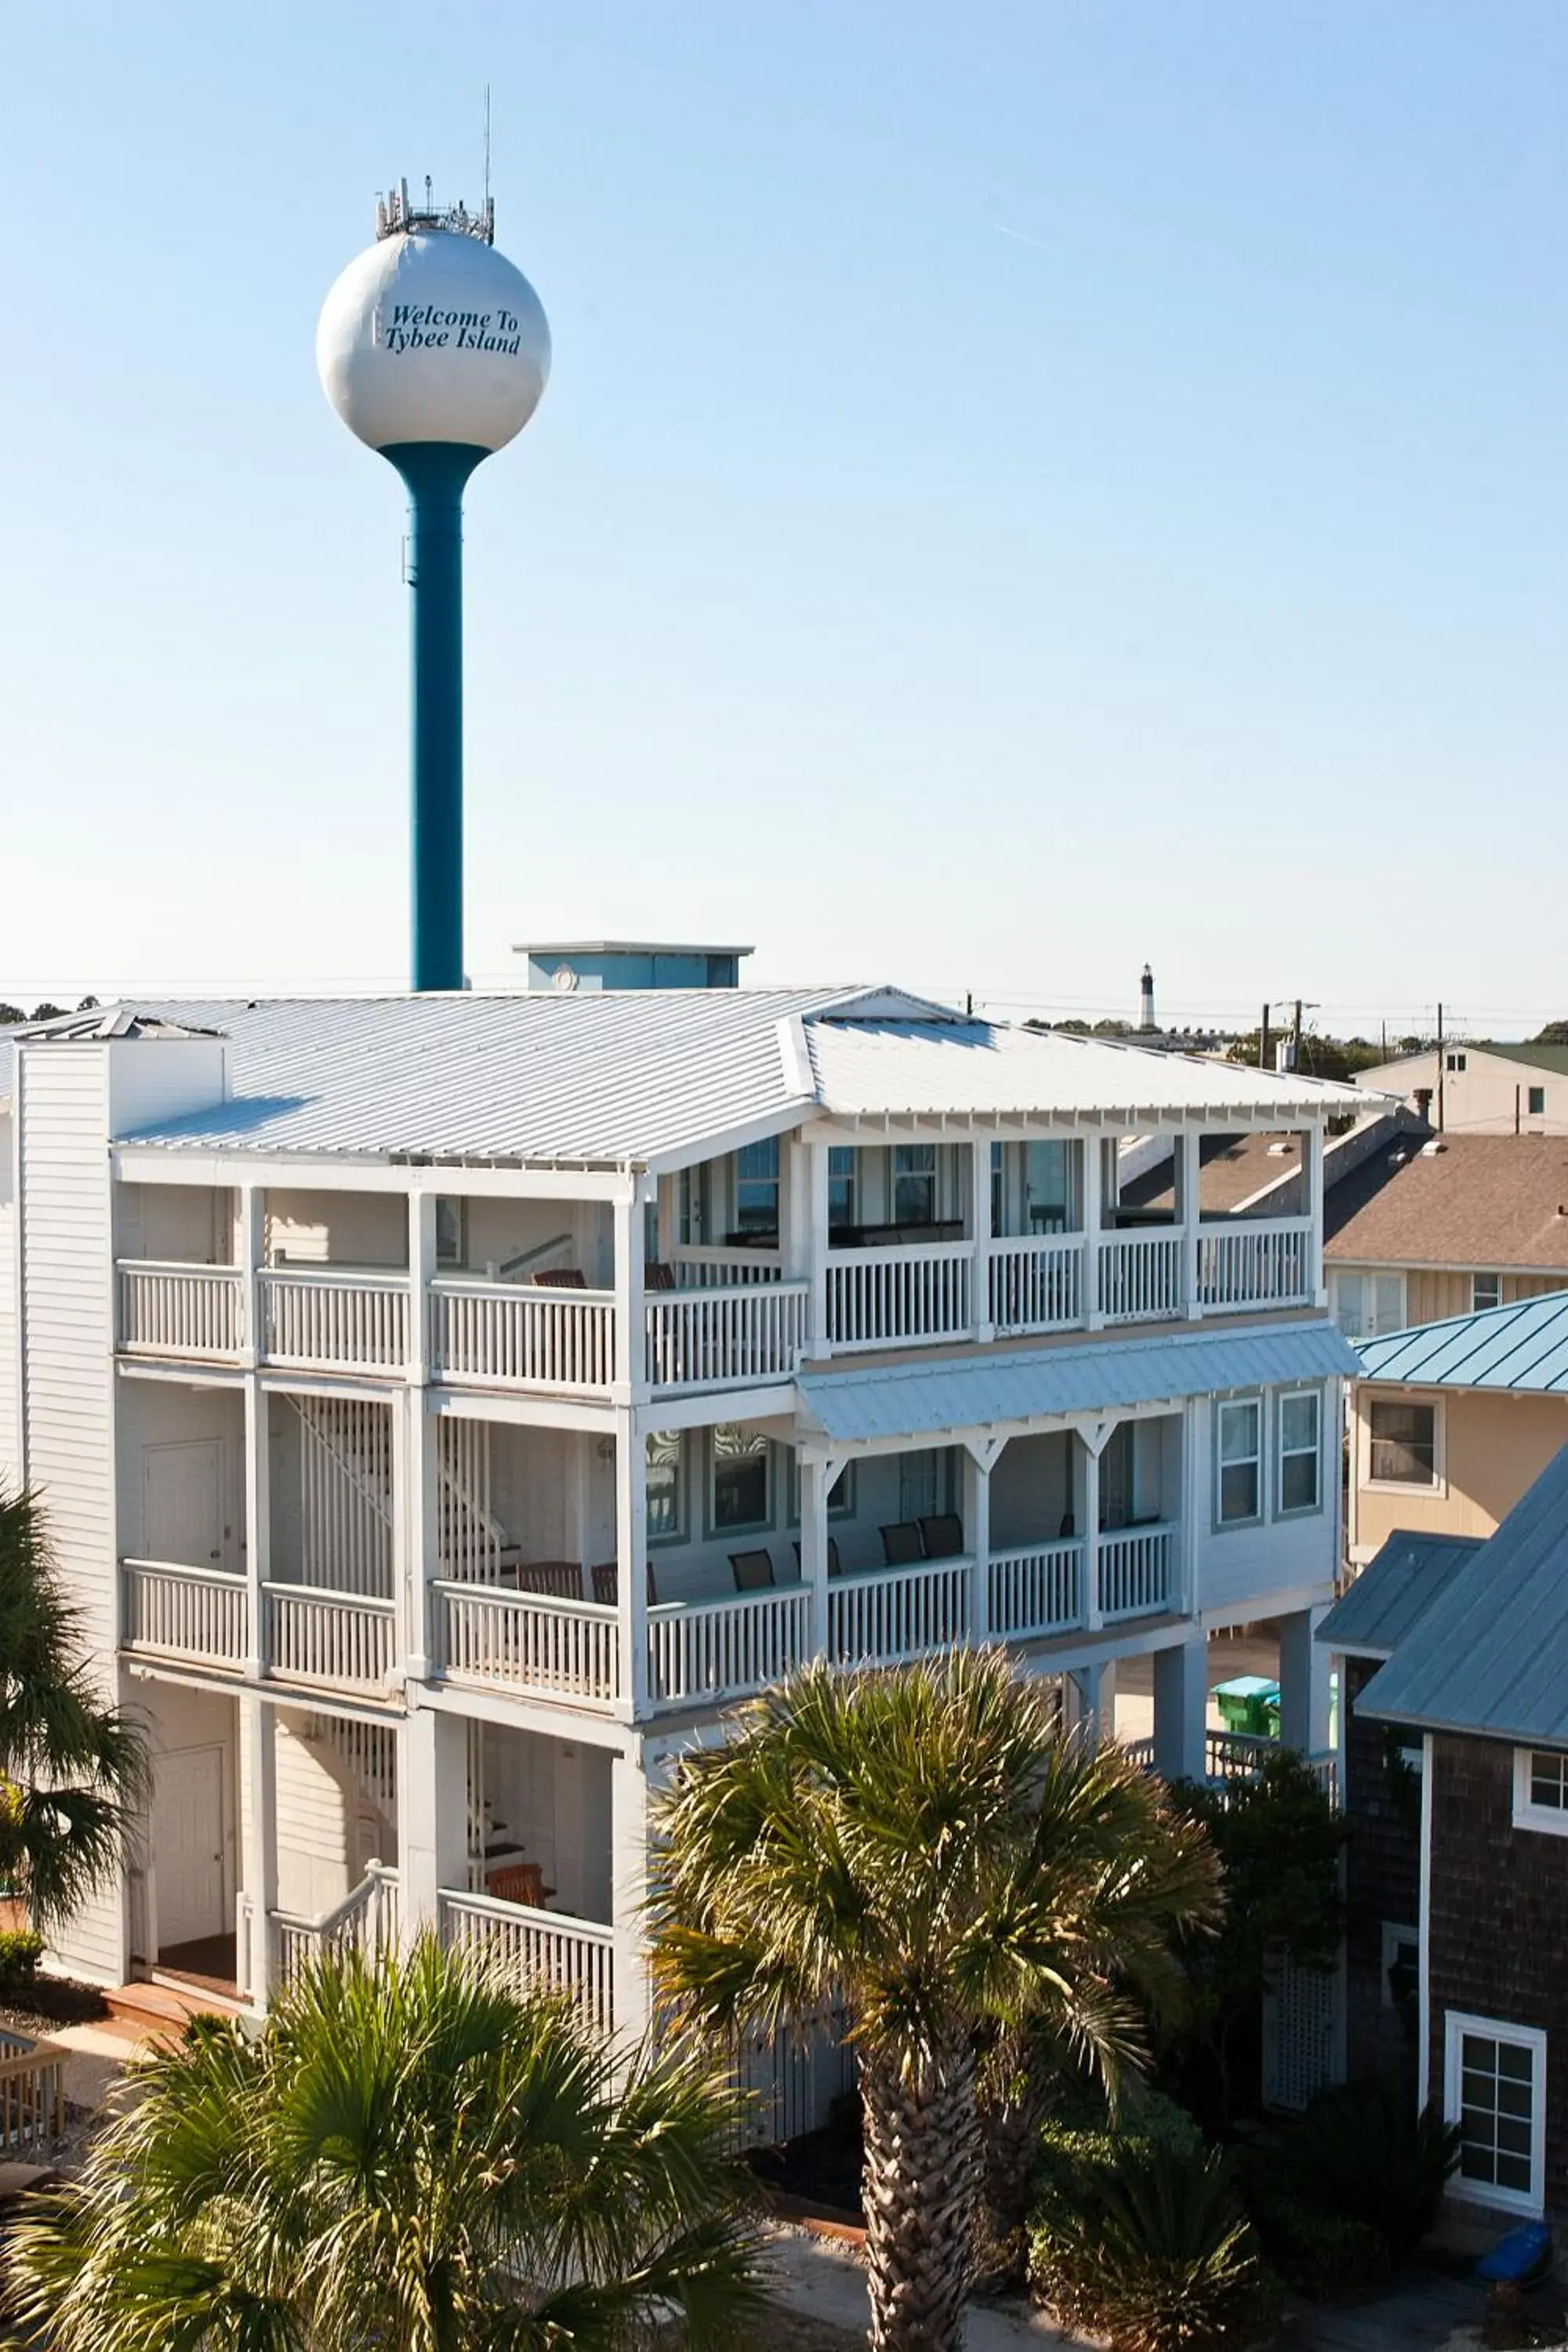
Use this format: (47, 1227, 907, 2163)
(0, 1484, 146, 1936)
(648, 1650, 1221, 2352)
(8, 1933, 767, 2350)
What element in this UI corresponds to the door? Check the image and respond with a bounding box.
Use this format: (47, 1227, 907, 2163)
(143, 1439, 227, 1568)
(153, 1744, 227, 1949)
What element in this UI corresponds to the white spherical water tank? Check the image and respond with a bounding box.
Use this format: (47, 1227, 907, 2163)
(317, 227, 550, 453)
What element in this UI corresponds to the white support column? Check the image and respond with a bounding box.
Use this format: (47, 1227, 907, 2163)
(408, 1189, 436, 1384)
(807, 1140, 831, 1356)
(400, 1396, 437, 1682)
(238, 1182, 266, 1367)
(614, 1411, 649, 1719)
(799, 1453, 833, 1660)
(613, 1193, 648, 1405)
(1278, 1604, 1333, 1756)
(1177, 1130, 1202, 1319)
(961, 1438, 997, 1644)
(611, 1744, 652, 2045)
(398, 1699, 471, 1943)
(1077, 1428, 1103, 1632)
(1306, 1123, 1327, 1307)
(968, 1141, 994, 1344)
(655, 1172, 680, 1269)
(1082, 1134, 1104, 1330)
(240, 1185, 268, 1679)
(1074, 1657, 1116, 1739)
(1152, 1634, 1209, 1784)
(241, 1693, 277, 2009)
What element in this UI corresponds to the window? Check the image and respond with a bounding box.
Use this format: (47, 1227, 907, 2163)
(1512, 1747, 1568, 1835)
(1367, 1399, 1438, 1486)
(1330, 1271, 1406, 1338)
(1216, 1399, 1261, 1526)
(1446, 1052, 1467, 1073)
(1529, 1086, 1546, 1118)
(1277, 1389, 1322, 1515)
(828, 1146, 858, 1235)
(710, 1425, 771, 1533)
(892, 1143, 937, 1228)
(899, 1447, 952, 1524)
(1381, 1922, 1419, 2013)
(1472, 1272, 1502, 1312)
(678, 1164, 709, 1246)
(733, 1140, 780, 1239)
(1444, 2014, 1546, 2214)
(646, 1431, 686, 1543)
(786, 1457, 855, 1523)
(435, 1199, 466, 1268)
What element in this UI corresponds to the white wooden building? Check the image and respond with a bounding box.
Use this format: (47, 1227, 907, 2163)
(0, 986, 1356, 2067)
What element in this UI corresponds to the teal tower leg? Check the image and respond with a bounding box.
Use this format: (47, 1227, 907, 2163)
(382, 441, 488, 993)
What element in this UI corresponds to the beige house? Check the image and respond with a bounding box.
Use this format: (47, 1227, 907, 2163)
(1346, 1291, 1568, 1563)
(1324, 1133, 1568, 1340)
(1355, 1044, 1568, 1137)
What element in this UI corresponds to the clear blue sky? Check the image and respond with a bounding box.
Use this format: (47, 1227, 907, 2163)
(4, 2, 1565, 1040)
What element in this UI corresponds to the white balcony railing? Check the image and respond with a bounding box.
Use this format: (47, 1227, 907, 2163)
(667, 1245, 784, 1287)
(828, 1557, 971, 1666)
(117, 1261, 243, 1359)
(646, 1586, 811, 1711)
(435, 1581, 620, 1708)
(273, 1863, 400, 1984)
(645, 1281, 810, 1392)
(988, 1236, 1086, 1338)
(122, 1558, 248, 1669)
(989, 1539, 1085, 1641)
(439, 1889, 615, 2038)
(430, 1278, 616, 1392)
(1196, 1218, 1313, 1311)
(260, 1268, 410, 1372)
(264, 1583, 397, 1692)
(1097, 1232, 1183, 1323)
(1098, 1524, 1175, 1621)
(826, 1240, 972, 1352)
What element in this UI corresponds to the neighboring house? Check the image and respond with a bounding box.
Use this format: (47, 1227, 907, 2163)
(1325, 1134, 1568, 1341)
(1355, 1043, 1568, 1137)
(0, 989, 1357, 2122)
(1321, 1450, 1568, 2230)
(1347, 1294, 1568, 1566)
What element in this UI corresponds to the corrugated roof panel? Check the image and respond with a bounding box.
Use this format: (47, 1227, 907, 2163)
(1355, 1292, 1568, 1395)
(799, 1318, 1357, 1443)
(1357, 1447, 1568, 1744)
(1316, 1532, 1483, 1657)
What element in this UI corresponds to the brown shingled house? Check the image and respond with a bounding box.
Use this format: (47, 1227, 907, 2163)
(1324, 1134, 1568, 1340)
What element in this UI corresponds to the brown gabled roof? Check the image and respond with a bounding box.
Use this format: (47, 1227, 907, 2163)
(1122, 1131, 1301, 1215)
(1324, 1134, 1568, 1272)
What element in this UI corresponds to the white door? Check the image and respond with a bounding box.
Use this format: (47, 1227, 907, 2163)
(153, 1744, 227, 1949)
(143, 1440, 227, 1568)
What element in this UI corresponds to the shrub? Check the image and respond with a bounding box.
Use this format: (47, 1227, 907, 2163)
(1266, 2076, 1458, 2254)
(1245, 2189, 1392, 2302)
(1031, 2138, 1277, 2351)
(0, 1927, 43, 2001)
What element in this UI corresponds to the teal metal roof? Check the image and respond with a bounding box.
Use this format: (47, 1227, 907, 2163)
(798, 1319, 1356, 1445)
(1357, 1447, 1568, 1746)
(1317, 1533, 1483, 1659)
(1355, 1292, 1568, 1395)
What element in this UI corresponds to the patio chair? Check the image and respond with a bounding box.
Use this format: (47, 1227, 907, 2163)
(591, 1561, 661, 1605)
(918, 1513, 964, 1560)
(1058, 1509, 1076, 1540)
(487, 1861, 547, 1909)
(791, 1537, 842, 1577)
(514, 1560, 583, 1599)
(880, 1522, 925, 1567)
(729, 1548, 776, 1592)
(532, 1267, 587, 1289)
(644, 1260, 677, 1293)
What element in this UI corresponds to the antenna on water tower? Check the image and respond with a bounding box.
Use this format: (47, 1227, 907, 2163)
(317, 158, 551, 990)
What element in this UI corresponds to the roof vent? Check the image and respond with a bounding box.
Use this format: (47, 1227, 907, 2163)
(1421, 1138, 1447, 1156)
(1388, 1150, 1409, 1167)
(1266, 1140, 1291, 1156)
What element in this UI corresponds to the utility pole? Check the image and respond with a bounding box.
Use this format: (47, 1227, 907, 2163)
(1436, 1003, 1445, 1133)
(1258, 1002, 1271, 1073)
(1291, 999, 1304, 1074)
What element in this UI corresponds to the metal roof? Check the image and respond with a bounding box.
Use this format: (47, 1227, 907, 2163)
(797, 1318, 1356, 1445)
(513, 940, 754, 958)
(6, 987, 1371, 1172)
(1356, 1446, 1568, 1746)
(804, 1019, 1375, 1129)
(1354, 1292, 1568, 1396)
(1316, 1532, 1483, 1659)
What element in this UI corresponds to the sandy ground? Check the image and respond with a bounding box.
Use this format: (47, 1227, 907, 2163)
(766, 2226, 1097, 2347)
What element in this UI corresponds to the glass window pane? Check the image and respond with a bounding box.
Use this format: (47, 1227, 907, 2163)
(713, 1425, 770, 1530)
(1499, 2042, 1535, 2080)
(1497, 2152, 1533, 2192)
(1369, 1402, 1436, 1483)
(828, 1146, 857, 1232)
(1220, 1403, 1260, 1465)
(892, 1143, 936, 1227)
(1282, 1451, 1319, 1512)
(1281, 1392, 1318, 1451)
(646, 1431, 684, 1541)
(1221, 1462, 1259, 1522)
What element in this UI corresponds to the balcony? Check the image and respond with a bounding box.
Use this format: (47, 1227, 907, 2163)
(122, 1557, 249, 1671)
(438, 1889, 615, 2038)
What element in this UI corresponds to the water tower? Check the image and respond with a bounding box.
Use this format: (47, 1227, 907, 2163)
(317, 179, 550, 990)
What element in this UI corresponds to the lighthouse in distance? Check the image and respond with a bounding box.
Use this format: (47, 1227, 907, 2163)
(317, 180, 551, 991)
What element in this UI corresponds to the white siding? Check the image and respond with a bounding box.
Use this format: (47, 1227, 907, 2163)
(272, 1713, 355, 1918)
(1192, 1385, 1340, 1621)
(266, 1190, 406, 1269)
(16, 1047, 122, 1981)
(0, 1109, 18, 1490)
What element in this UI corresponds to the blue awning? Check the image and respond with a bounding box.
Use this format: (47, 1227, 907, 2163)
(797, 1319, 1356, 1445)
